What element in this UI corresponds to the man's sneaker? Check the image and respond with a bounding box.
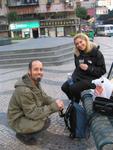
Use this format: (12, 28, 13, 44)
(16, 133, 37, 145)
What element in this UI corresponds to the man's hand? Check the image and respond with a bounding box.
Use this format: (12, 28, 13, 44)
(79, 64, 88, 71)
(94, 85, 103, 96)
(56, 99, 64, 111)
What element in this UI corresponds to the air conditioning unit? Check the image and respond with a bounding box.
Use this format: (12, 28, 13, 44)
(65, 0, 69, 3)
(69, 2, 73, 6)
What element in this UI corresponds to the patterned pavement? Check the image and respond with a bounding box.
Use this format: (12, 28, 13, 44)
(0, 36, 113, 150)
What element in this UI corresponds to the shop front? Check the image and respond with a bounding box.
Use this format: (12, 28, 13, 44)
(40, 19, 80, 37)
(9, 21, 40, 39)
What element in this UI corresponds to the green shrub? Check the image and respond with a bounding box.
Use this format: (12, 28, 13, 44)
(69, 32, 77, 37)
(11, 36, 29, 40)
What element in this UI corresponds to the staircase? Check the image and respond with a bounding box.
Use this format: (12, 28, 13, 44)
(0, 42, 74, 68)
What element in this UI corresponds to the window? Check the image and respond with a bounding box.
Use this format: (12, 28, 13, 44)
(24, 0, 39, 4)
(97, 27, 104, 31)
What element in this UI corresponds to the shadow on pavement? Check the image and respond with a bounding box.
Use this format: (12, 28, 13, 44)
(34, 129, 94, 150)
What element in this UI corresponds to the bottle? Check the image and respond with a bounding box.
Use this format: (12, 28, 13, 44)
(67, 73, 73, 86)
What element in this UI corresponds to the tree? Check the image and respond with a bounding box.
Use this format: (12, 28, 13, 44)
(75, 7, 88, 20)
(75, 7, 88, 32)
(7, 11, 18, 23)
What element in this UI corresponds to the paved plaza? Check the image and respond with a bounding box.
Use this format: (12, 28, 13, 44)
(0, 37, 113, 150)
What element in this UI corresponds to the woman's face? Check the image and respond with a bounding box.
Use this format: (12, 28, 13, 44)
(74, 37, 87, 51)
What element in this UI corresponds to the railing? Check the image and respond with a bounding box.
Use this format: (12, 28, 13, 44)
(7, 0, 39, 7)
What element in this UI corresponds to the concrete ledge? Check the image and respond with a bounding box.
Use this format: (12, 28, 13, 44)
(0, 38, 12, 46)
(0, 39, 74, 68)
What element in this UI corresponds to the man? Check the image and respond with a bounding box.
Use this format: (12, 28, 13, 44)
(7, 60, 64, 145)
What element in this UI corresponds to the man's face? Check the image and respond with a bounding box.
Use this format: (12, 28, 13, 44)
(29, 61, 44, 84)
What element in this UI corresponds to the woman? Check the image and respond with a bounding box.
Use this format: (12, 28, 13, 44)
(61, 33, 106, 103)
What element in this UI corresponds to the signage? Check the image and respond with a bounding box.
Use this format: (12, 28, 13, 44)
(10, 21, 40, 30)
(40, 19, 77, 27)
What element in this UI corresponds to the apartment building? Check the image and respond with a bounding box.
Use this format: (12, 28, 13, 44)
(96, 0, 112, 15)
(97, 0, 111, 8)
(81, 0, 112, 16)
(0, 0, 9, 37)
(7, 0, 80, 38)
(80, 0, 96, 17)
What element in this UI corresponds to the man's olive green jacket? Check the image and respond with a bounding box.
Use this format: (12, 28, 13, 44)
(7, 74, 59, 133)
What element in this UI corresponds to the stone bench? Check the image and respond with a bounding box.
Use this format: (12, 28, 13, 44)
(81, 90, 113, 150)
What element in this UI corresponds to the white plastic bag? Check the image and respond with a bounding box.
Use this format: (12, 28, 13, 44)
(92, 77, 113, 99)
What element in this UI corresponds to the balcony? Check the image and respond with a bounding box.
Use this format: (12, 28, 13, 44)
(8, 6, 38, 15)
(8, 0, 39, 7)
(46, 0, 52, 9)
(34, 2, 75, 14)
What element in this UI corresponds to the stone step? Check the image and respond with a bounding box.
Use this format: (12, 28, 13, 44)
(0, 57, 73, 68)
(0, 43, 73, 54)
(0, 43, 74, 68)
(0, 46, 73, 59)
(0, 51, 73, 64)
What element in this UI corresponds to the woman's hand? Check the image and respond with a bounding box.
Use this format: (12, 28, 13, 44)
(79, 64, 88, 71)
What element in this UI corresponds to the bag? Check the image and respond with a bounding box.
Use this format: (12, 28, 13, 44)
(92, 77, 113, 99)
(93, 97, 113, 115)
(64, 102, 89, 139)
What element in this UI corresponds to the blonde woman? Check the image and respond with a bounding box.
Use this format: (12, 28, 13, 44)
(61, 33, 106, 103)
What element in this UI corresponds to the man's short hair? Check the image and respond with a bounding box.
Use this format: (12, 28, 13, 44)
(28, 59, 38, 70)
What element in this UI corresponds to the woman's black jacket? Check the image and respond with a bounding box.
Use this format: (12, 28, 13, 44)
(72, 46, 106, 82)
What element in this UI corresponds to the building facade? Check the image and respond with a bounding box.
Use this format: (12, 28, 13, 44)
(0, 0, 9, 37)
(81, 0, 112, 16)
(80, 0, 96, 17)
(7, 0, 80, 38)
(97, 0, 111, 8)
(96, 0, 112, 15)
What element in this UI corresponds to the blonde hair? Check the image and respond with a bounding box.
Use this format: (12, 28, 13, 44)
(73, 33, 96, 56)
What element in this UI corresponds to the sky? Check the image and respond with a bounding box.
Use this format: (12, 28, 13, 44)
(109, 0, 113, 10)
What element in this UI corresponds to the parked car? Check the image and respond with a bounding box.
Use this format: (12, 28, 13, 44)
(95, 24, 113, 37)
